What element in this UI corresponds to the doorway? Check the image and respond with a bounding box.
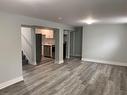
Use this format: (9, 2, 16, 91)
(63, 30, 71, 60)
(63, 34, 67, 59)
(35, 27, 55, 64)
(21, 26, 36, 66)
(21, 25, 64, 68)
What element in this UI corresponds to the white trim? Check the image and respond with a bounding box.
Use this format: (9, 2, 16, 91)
(55, 60, 64, 64)
(66, 56, 70, 59)
(72, 32, 75, 56)
(0, 76, 23, 90)
(74, 54, 81, 57)
(67, 31, 71, 59)
(30, 62, 37, 65)
(81, 58, 85, 61)
(82, 58, 127, 67)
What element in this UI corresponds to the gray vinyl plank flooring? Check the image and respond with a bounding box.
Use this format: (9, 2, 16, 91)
(1, 58, 127, 95)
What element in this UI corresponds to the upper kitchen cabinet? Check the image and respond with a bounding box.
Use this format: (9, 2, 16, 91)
(36, 29, 54, 38)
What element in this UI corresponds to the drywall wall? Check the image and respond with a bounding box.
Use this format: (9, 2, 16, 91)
(66, 32, 71, 58)
(70, 27, 82, 57)
(82, 24, 127, 65)
(0, 14, 23, 86)
(54, 29, 64, 64)
(21, 27, 36, 65)
(70, 31, 75, 56)
(0, 12, 73, 89)
(74, 27, 82, 57)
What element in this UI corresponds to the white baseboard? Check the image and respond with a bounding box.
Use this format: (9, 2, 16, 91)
(0, 76, 23, 90)
(55, 60, 64, 64)
(66, 56, 70, 59)
(74, 54, 81, 57)
(82, 58, 127, 67)
(29, 62, 37, 65)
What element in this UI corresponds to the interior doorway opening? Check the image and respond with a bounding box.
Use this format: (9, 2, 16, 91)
(63, 34, 67, 59)
(63, 30, 71, 60)
(21, 25, 57, 67)
(35, 27, 55, 64)
(21, 26, 36, 66)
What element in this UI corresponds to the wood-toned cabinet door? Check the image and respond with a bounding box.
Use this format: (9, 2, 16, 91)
(44, 45, 51, 57)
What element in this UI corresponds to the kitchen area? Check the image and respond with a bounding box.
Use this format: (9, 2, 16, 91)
(35, 28, 55, 64)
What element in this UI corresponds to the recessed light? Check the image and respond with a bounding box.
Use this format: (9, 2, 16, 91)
(58, 17, 63, 20)
(81, 17, 98, 25)
(19, 0, 53, 4)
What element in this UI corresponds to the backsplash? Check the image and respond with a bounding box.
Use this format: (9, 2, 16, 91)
(43, 38, 55, 45)
(36, 28, 55, 45)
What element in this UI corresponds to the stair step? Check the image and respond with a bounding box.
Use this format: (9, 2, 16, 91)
(22, 51, 29, 65)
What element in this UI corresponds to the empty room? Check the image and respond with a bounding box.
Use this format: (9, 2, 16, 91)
(0, 0, 127, 95)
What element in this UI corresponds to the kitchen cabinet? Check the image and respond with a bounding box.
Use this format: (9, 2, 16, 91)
(44, 45, 55, 58)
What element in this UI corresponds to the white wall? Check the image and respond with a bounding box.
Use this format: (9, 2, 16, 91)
(70, 27, 82, 57)
(0, 13, 23, 88)
(0, 12, 73, 89)
(70, 31, 75, 56)
(74, 27, 82, 57)
(82, 24, 127, 66)
(54, 29, 64, 64)
(21, 27, 36, 65)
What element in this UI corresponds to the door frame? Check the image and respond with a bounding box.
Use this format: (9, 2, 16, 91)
(21, 24, 61, 65)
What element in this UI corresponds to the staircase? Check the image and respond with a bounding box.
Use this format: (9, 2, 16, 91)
(22, 51, 29, 65)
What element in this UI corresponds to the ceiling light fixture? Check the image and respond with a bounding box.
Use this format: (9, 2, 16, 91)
(81, 17, 98, 25)
(58, 17, 63, 20)
(19, 0, 53, 4)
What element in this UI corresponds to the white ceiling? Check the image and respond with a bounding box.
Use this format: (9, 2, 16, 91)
(0, 0, 127, 26)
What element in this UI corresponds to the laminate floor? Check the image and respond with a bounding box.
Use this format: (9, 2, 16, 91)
(0, 58, 127, 95)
